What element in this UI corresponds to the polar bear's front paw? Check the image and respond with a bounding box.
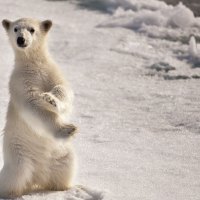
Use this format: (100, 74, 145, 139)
(42, 92, 57, 107)
(51, 85, 66, 100)
(56, 124, 77, 139)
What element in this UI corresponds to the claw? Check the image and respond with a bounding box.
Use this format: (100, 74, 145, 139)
(42, 93, 57, 107)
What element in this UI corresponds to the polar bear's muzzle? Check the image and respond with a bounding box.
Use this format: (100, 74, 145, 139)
(17, 37, 27, 48)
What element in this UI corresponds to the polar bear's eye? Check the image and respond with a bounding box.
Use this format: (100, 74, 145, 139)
(29, 28, 35, 34)
(14, 27, 18, 32)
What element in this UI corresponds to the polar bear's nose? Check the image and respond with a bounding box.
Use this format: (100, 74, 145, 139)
(17, 37, 25, 46)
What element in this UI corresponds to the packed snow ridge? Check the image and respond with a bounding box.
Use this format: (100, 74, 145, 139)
(96, 0, 200, 42)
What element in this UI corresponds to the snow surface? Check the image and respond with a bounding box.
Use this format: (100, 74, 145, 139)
(0, 0, 200, 200)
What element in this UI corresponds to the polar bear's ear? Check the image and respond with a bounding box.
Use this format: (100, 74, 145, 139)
(41, 20, 52, 33)
(2, 19, 11, 31)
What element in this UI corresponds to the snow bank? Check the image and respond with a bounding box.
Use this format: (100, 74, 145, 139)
(97, 0, 200, 41)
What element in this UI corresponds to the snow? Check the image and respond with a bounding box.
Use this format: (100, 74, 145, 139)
(169, 3, 195, 28)
(99, 1, 200, 40)
(18, 186, 106, 200)
(0, 0, 200, 200)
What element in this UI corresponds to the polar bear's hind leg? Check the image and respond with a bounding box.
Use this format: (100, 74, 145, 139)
(0, 162, 33, 198)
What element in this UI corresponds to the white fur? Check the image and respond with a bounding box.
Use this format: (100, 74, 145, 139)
(0, 18, 77, 198)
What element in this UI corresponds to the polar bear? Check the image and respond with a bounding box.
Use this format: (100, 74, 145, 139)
(0, 18, 77, 198)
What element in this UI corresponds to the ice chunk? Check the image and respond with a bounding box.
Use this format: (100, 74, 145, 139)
(167, 3, 195, 28)
(189, 36, 198, 57)
(129, 10, 167, 29)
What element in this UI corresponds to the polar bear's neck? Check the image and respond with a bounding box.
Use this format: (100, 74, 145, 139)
(14, 43, 53, 67)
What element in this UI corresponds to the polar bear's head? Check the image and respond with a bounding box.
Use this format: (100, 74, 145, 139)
(2, 18, 52, 51)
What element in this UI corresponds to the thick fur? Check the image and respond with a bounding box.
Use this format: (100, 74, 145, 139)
(0, 18, 77, 198)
